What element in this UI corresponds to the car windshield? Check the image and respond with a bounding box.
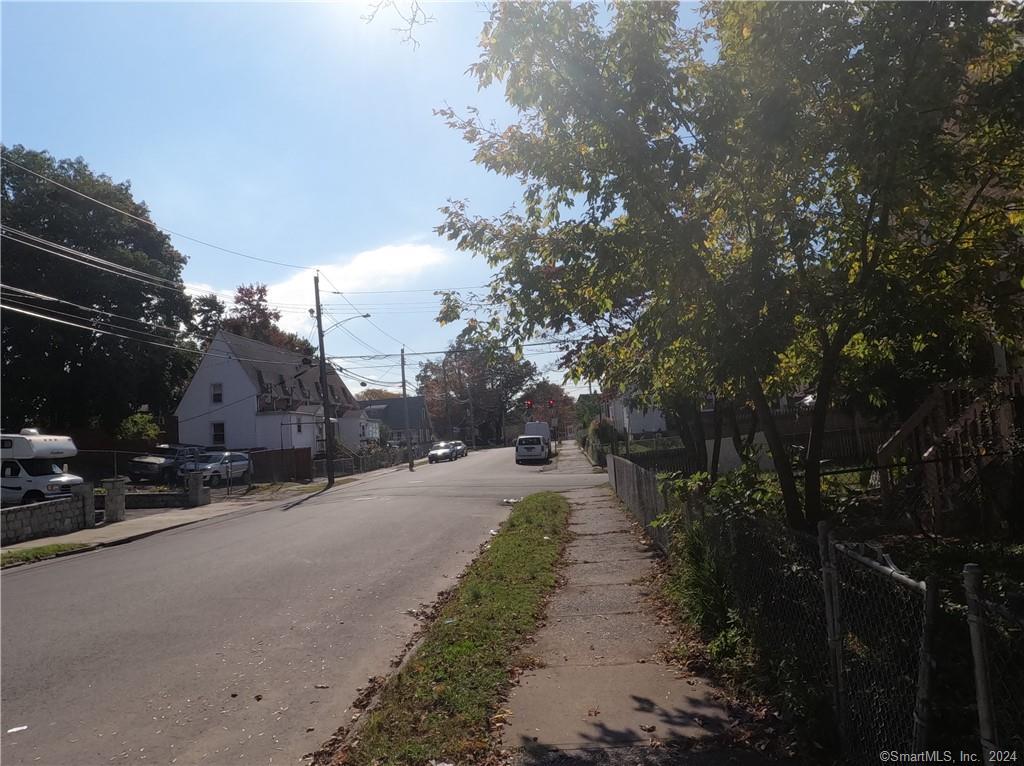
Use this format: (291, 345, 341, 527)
(519, 437, 542, 446)
(196, 453, 224, 463)
(431, 443, 450, 449)
(20, 459, 64, 476)
(150, 447, 181, 457)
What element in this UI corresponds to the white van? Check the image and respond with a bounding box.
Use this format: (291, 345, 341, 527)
(524, 421, 557, 457)
(515, 435, 550, 464)
(1, 430, 84, 505)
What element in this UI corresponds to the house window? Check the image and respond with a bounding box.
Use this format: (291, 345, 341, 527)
(296, 419, 303, 433)
(211, 383, 223, 404)
(211, 422, 225, 446)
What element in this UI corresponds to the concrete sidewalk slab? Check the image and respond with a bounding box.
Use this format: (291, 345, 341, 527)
(546, 583, 648, 618)
(533, 612, 664, 665)
(504, 484, 774, 765)
(507, 662, 729, 747)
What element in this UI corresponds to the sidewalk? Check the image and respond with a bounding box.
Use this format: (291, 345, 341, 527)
(503, 485, 774, 765)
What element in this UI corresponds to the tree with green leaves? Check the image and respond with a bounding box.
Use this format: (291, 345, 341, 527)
(417, 331, 538, 443)
(1, 145, 196, 433)
(437, 2, 1024, 527)
(116, 412, 161, 443)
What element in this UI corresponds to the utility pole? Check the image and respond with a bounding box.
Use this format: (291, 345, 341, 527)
(442, 355, 453, 440)
(314, 273, 335, 487)
(401, 347, 414, 471)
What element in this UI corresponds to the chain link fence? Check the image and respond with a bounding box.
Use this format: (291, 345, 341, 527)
(828, 542, 934, 762)
(605, 453, 1021, 764)
(965, 565, 1024, 757)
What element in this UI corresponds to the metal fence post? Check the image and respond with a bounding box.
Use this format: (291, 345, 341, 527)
(826, 532, 850, 744)
(964, 563, 997, 763)
(913, 575, 939, 750)
(818, 521, 842, 722)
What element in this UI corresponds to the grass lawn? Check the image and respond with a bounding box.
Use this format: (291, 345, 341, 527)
(340, 491, 572, 766)
(1, 543, 90, 568)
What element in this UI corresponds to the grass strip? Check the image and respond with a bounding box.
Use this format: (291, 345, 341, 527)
(342, 491, 571, 766)
(2, 543, 90, 568)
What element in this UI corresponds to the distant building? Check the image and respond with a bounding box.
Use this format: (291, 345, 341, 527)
(174, 330, 357, 453)
(338, 408, 382, 451)
(602, 396, 668, 436)
(360, 396, 434, 446)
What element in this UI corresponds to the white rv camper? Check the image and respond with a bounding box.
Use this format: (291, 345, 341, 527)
(1, 429, 84, 505)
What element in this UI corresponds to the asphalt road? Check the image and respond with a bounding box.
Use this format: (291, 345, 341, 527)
(1, 444, 604, 766)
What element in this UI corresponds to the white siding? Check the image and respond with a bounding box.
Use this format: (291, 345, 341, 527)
(608, 398, 667, 435)
(175, 337, 258, 448)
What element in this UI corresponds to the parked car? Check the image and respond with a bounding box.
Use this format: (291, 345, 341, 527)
(515, 435, 549, 464)
(450, 440, 468, 458)
(128, 444, 203, 485)
(427, 442, 456, 463)
(1, 429, 84, 505)
(177, 451, 251, 486)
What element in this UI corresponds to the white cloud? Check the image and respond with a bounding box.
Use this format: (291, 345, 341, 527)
(266, 243, 455, 336)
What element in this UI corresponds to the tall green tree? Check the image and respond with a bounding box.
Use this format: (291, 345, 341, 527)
(417, 332, 538, 442)
(1, 145, 196, 433)
(437, 2, 1024, 526)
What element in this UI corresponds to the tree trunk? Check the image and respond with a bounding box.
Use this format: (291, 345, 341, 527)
(710, 399, 723, 480)
(748, 377, 803, 528)
(743, 408, 759, 451)
(689, 399, 708, 473)
(803, 345, 842, 524)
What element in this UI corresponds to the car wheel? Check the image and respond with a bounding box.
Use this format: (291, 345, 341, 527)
(515, 459, 521, 465)
(209, 474, 222, 488)
(23, 490, 45, 504)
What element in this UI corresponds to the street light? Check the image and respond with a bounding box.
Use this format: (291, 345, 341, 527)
(311, 312, 371, 335)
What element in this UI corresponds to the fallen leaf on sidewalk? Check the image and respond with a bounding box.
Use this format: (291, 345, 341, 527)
(314, 684, 330, 689)
(639, 724, 656, 733)
(587, 707, 600, 717)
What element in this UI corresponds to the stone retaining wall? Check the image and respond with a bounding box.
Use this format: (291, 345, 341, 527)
(1, 485, 92, 546)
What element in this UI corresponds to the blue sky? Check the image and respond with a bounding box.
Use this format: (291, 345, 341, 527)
(2, 1, 591, 393)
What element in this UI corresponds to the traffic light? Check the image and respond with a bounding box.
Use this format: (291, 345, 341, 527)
(547, 399, 555, 407)
(525, 399, 533, 409)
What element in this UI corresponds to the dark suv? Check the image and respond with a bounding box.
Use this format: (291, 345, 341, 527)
(128, 444, 203, 484)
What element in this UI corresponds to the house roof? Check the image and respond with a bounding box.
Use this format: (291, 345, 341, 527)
(358, 397, 431, 432)
(214, 330, 357, 409)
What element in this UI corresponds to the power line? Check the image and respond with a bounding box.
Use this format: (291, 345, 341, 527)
(1, 154, 310, 271)
(327, 339, 570, 360)
(320, 272, 416, 352)
(0, 303, 307, 367)
(328, 286, 488, 294)
(2, 228, 309, 314)
(0, 283, 185, 336)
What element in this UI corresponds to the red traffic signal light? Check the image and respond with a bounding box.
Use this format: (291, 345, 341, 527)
(525, 399, 533, 408)
(547, 399, 555, 407)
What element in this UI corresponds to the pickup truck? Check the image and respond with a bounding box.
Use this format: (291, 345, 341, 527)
(128, 444, 203, 485)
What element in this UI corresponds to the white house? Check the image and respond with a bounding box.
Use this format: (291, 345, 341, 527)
(604, 396, 668, 436)
(337, 409, 382, 452)
(174, 330, 357, 453)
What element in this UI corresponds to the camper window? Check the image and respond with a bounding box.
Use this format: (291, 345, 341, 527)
(21, 459, 63, 477)
(2, 460, 20, 478)
(1, 438, 12, 449)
